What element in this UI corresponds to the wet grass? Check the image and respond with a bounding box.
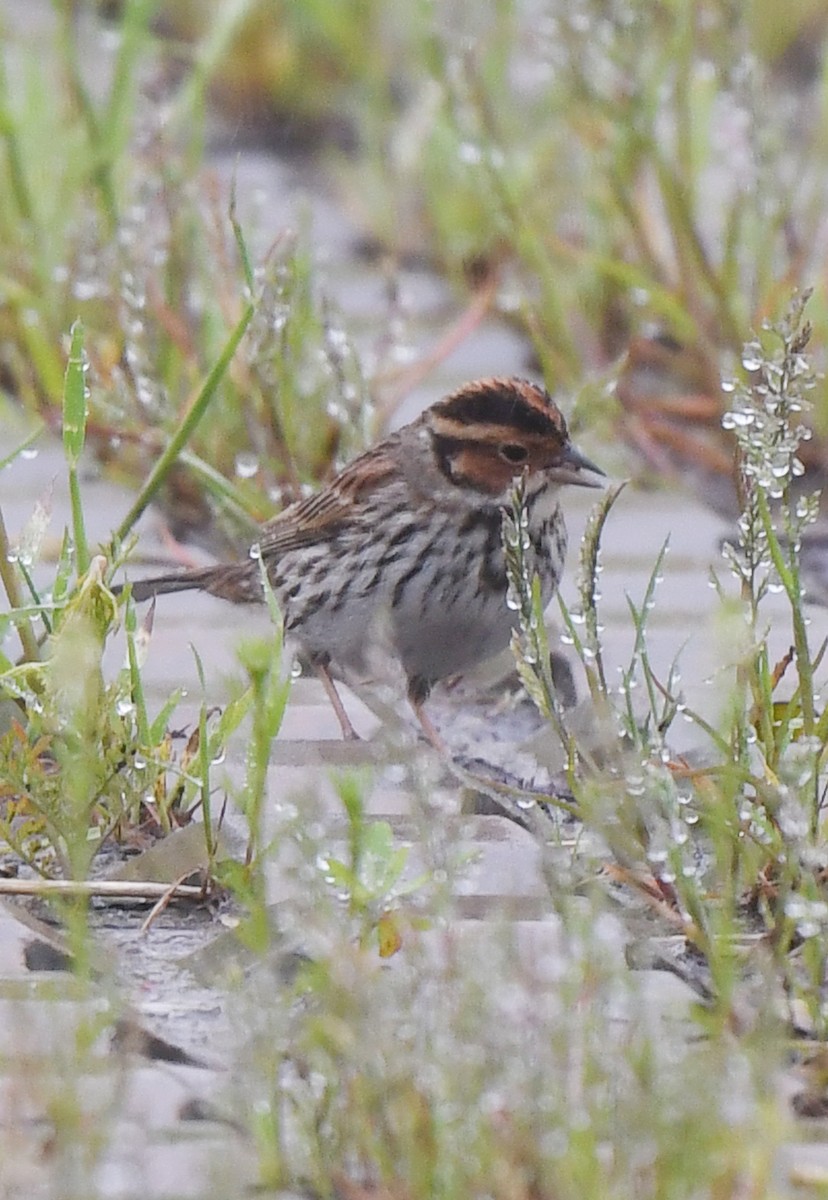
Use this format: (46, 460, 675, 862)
(3, 1, 828, 1197)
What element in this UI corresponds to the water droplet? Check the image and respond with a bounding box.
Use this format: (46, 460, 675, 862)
(235, 452, 259, 479)
(458, 142, 483, 164)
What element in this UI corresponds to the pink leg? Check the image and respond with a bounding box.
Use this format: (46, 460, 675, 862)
(315, 660, 360, 741)
(410, 695, 447, 754)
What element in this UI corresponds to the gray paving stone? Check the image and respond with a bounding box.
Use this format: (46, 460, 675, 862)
(0, 900, 74, 979)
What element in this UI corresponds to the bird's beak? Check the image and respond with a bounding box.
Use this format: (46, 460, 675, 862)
(549, 443, 606, 488)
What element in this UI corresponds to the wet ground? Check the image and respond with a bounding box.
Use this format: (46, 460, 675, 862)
(3, 274, 827, 1200)
(4, 2, 828, 1196)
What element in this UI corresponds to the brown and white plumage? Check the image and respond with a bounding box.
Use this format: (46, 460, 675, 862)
(123, 377, 604, 737)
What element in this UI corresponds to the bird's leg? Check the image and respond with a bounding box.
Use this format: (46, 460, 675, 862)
(408, 677, 446, 754)
(313, 657, 361, 741)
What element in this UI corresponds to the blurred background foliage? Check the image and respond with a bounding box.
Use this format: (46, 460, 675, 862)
(3, 0, 828, 535)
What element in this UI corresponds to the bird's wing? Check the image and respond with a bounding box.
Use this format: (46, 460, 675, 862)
(256, 442, 401, 557)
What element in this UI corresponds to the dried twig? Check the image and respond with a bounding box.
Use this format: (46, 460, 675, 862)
(0, 877, 207, 901)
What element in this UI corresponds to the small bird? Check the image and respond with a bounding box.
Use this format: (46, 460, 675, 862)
(123, 377, 604, 741)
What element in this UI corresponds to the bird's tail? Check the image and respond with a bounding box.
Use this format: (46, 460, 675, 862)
(117, 562, 262, 605)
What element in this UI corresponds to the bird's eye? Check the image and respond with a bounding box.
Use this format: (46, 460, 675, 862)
(499, 442, 529, 464)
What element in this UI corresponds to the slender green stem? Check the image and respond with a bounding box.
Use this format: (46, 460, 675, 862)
(758, 491, 815, 737)
(0, 53, 33, 222)
(0, 505, 40, 662)
(125, 607, 150, 747)
(53, 1, 118, 231)
(114, 301, 255, 545)
(192, 647, 214, 863)
(67, 469, 89, 577)
(63, 320, 90, 577)
(178, 450, 263, 537)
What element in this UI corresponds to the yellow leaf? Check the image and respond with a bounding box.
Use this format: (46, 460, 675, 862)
(377, 911, 403, 958)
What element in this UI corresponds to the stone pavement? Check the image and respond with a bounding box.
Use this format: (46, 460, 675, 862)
(4, 391, 828, 1195)
(3, 2, 828, 1191)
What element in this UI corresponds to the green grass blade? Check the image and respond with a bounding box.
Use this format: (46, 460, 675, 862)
(114, 300, 255, 546)
(62, 319, 90, 576)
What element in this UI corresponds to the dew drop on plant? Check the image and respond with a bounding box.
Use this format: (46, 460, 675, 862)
(290, 660, 303, 679)
(458, 141, 483, 164)
(249, 542, 262, 561)
(235, 452, 259, 479)
(211, 749, 226, 766)
(73, 281, 100, 302)
(20, 447, 38, 460)
(133, 756, 146, 770)
(116, 699, 135, 718)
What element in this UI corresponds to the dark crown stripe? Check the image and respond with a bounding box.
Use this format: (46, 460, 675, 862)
(433, 380, 561, 439)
